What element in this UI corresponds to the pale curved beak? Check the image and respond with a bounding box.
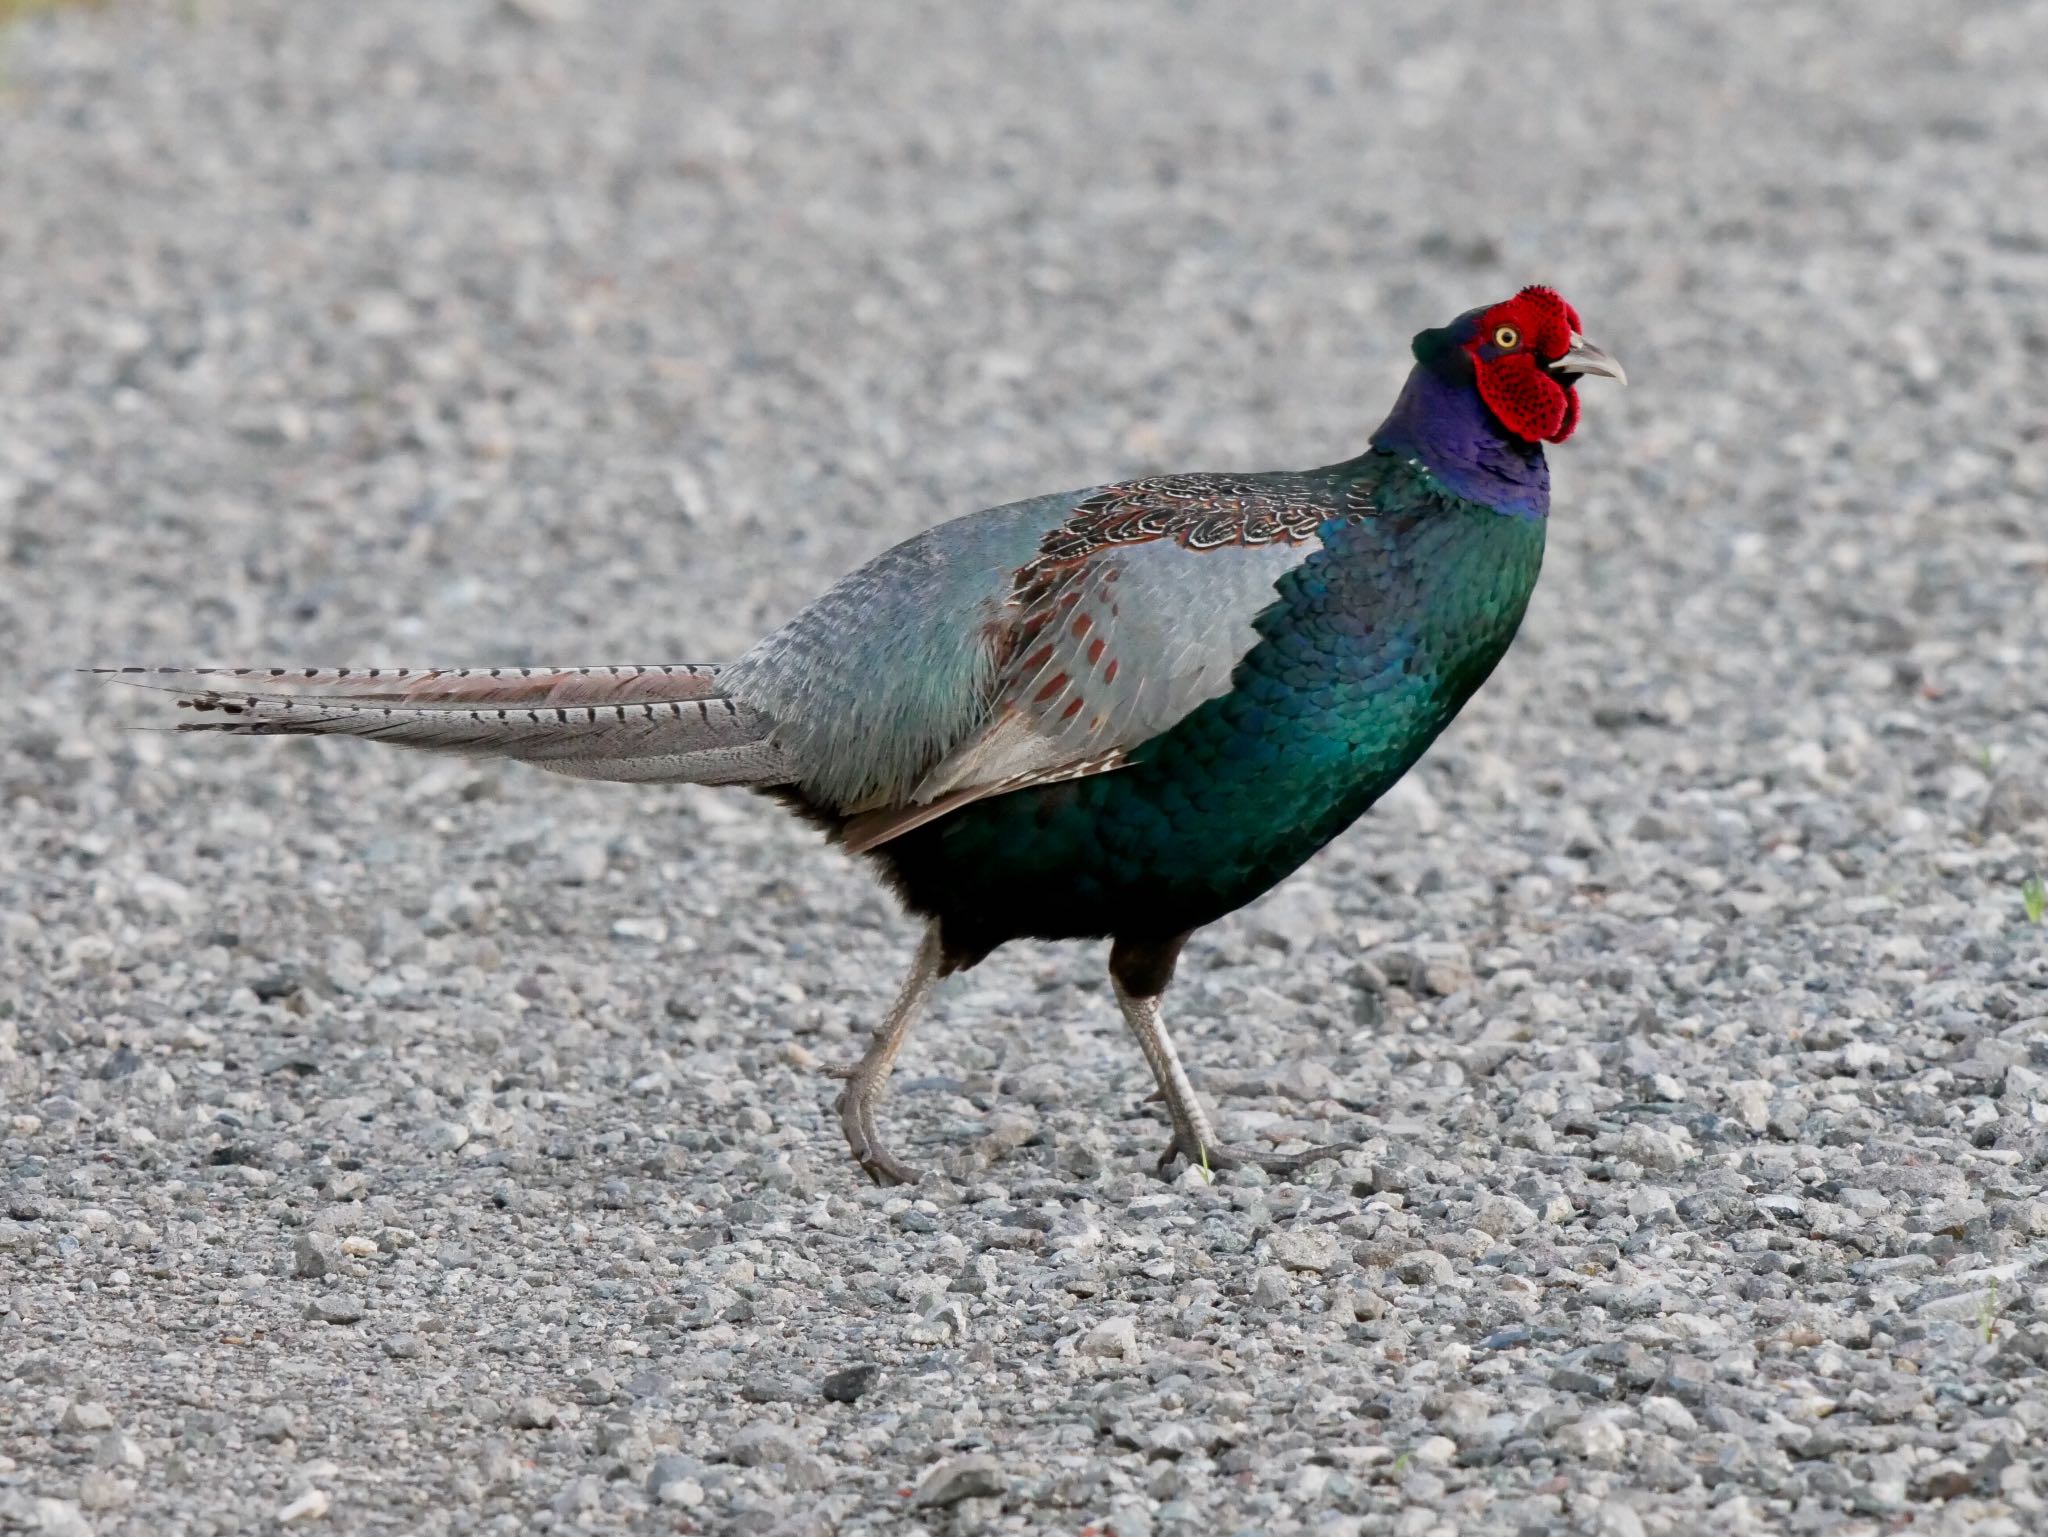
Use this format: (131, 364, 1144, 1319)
(1552, 333, 1627, 386)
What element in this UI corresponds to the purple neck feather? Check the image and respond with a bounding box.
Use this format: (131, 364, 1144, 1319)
(1368, 363, 1550, 519)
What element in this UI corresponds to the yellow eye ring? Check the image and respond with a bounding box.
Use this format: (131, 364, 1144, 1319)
(1492, 324, 1521, 350)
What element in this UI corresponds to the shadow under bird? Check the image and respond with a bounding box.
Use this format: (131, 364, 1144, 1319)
(104, 286, 1623, 1185)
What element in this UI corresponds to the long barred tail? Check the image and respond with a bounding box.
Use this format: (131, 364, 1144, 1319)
(91, 665, 794, 787)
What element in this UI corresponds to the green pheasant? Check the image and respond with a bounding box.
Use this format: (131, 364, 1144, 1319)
(108, 286, 1624, 1184)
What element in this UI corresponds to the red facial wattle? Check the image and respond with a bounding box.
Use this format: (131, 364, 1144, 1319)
(1468, 285, 1587, 445)
(1476, 355, 1578, 443)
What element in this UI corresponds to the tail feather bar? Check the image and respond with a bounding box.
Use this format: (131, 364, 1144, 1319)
(91, 665, 795, 787)
(91, 663, 726, 708)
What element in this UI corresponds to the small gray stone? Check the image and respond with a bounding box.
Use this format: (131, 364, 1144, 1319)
(1393, 1250, 1455, 1286)
(1981, 774, 2048, 833)
(739, 1369, 808, 1404)
(1267, 1227, 1344, 1274)
(782, 1451, 839, 1492)
(1663, 1357, 1714, 1404)
(914, 1452, 1007, 1507)
(500, 0, 584, 25)
(821, 1363, 881, 1403)
(1550, 1366, 1620, 1398)
(276, 1489, 333, 1525)
(59, 1400, 115, 1433)
(1615, 1122, 1694, 1172)
(1411, 1434, 1458, 1467)
(726, 1422, 803, 1467)
(293, 1232, 339, 1279)
(1473, 1193, 1538, 1235)
(1640, 1396, 1698, 1435)
(1250, 1265, 1292, 1307)
(1596, 1498, 1649, 1537)
(978, 1108, 1039, 1153)
(324, 1170, 369, 1202)
(1272, 1059, 1335, 1100)
(1365, 1161, 1413, 1194)
(92, 1432, 145, 1470)
(609, 916, 668, 944)
(1913, 1286, 1998, 1323)
(75, 1469, 129, 1513)
(1138, 1419, 1214, 1458)
(23, 1498, 94, 1537)
(507, 1396, 559, 1429)
(550, 1476, 599, 1517)
(646, 1455, 706, 1507)
(306, 1294, 365, 1325)
(1553, 1411, 1629, 1463)
(1378, 941, 1476, 997)
(1079, 1316, 1140, 1360)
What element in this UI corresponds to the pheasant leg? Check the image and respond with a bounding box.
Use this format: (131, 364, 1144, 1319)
(1112, 972, 1222, 1157)
(830, 921, 944, 1185)
(1111, 935, 1353, 1178)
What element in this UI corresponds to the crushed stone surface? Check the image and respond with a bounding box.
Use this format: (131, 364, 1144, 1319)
(2, 1, 2047, 1533)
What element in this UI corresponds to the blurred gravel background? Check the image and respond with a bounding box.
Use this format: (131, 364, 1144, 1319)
(3, 1, 2048, 1533)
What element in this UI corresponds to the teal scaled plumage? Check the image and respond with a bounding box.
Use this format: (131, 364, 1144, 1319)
(122, 285, 1624, 1185)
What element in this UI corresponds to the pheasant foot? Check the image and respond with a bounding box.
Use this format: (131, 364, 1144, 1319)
(1154, 1130, 1356, 1178)
(828, 921, 943, 1186)
(835, 1076, 924, 1186)
(1110, 933, 1353, 1181)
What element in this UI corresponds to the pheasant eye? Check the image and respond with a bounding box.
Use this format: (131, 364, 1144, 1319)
(1492, 325, 1520, 350)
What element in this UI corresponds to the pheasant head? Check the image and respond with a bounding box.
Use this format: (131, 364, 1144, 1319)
(1450, 285, 1625, 444)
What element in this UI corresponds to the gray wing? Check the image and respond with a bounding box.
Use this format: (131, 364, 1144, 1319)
(722, 474, 1332, 844)
(904, 532, 1310, 800)
(720, 491, 1090, 813)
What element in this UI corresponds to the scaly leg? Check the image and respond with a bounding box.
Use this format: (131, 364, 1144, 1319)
(1110, 934, 1353, 1178)
(829, 921, 944, 1185)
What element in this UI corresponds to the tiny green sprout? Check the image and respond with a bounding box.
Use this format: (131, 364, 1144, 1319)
(1391, 1450, 1411, 1476)
(1977, 744, 1997, 774)
(2023, 876, 2046, 927)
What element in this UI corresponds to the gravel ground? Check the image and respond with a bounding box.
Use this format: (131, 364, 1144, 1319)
(4, 1, 2048, 1533)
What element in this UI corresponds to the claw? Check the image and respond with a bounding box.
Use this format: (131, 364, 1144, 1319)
(836, 1083, 924, 1186)
(1157, 1131, 1355, 1179)
(855, 1147, 924, 1187)
(1240, 1140, 1356, 1177)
